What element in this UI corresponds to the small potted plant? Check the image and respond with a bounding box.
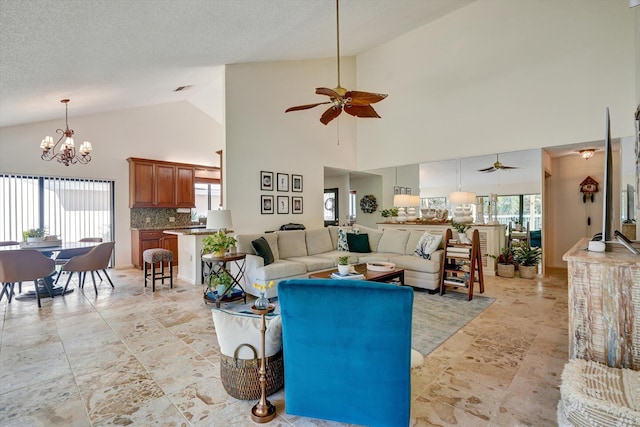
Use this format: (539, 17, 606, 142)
(202, 230, 237, 257)
(451, 220, 471, 244)
(252, 281, 275, 310)
(513, 244, 542, 279)
(208, 271, 233, 298)
(489, 246, 515, 278)
(337, 255, 351, 275)
(22, 227, 46, 243)
(380, 209, 392, 221)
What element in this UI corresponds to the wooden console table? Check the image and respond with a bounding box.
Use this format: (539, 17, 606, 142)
(563, 238, 640, 370)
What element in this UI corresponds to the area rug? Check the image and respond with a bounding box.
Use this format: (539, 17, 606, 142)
(411, 290, 495, 356)
(226, 289, 495, 357)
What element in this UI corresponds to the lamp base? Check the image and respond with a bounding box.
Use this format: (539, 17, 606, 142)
(251, 400, 276, 423)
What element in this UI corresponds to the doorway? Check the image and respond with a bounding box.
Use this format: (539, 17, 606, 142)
(324, 188, 339, 226)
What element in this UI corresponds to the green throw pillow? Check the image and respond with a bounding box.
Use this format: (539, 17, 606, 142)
(251, 236, 274, 265)
(347, 233, 370, 253)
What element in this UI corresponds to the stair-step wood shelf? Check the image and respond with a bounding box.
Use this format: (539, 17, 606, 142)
(440, 228, 485, 301)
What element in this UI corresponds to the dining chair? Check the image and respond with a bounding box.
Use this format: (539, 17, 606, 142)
(61, 242, 115, 294)
(0, 250, 56, 308)
(54, 238, 104, 283)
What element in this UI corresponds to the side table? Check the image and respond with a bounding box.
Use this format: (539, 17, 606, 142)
(202, 252, 247, 307)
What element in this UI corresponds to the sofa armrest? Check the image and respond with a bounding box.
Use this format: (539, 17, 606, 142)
(429, 249, 444, 266)
(243, 253, 264, 286)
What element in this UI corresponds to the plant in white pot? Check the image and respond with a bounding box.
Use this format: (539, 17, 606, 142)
(22, 228, 46, 243)
(451, 220, 471, 244)
(489, 246, 515, 278)
(513, 244, 542, 279)
(337, 255, 351, 275)
(202, 230, 237, 257)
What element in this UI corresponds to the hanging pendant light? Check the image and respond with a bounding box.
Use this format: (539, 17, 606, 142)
(40, 99, 93, 166)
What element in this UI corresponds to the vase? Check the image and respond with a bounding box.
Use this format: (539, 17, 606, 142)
(497, 263, 515, 278)
(212, 250, 225, 258)
(337, 264, 350, 275)
(255, 291, 270, 310)
(518, 265, 537, 279)
(217, 284, 228, 297)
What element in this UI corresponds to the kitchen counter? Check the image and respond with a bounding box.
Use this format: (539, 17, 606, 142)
(163, 228, 219, 236)
(130, 225, 206, 231)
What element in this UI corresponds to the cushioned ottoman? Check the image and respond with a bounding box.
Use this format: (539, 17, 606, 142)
(558, 359, 640, 426)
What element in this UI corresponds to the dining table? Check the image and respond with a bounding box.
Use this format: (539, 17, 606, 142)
(0, 241, 100, 300)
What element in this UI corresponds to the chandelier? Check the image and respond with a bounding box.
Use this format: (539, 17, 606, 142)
(40, 99, 92, 166)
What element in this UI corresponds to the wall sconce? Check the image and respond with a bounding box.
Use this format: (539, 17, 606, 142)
(580, 149, 595, 160)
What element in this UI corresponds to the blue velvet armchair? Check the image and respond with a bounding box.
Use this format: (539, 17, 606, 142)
(278, 278, 413, 427)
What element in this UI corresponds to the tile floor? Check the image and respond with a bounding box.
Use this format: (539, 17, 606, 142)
(0, 267, 568, 426)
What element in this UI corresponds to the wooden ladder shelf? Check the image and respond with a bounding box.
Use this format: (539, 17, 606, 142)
(439, 228, 485, 301)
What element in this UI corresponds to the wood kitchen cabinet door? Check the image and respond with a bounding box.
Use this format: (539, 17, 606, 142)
(162, 234, 178, 264)
(130, 161, 155, 207)
(175, 166, 195, 207)
(155, 164, 176, 207)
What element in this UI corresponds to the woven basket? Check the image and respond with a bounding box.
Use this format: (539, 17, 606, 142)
(220, 343, 284, 400)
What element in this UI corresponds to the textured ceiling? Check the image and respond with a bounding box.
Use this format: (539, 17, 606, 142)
(0, 0, 474, 127)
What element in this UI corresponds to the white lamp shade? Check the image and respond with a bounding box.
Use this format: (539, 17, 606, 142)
(206, 209, 233, 230)
(408, 195, 420, 207)
(393, 194, 411, 207)
(449, 191, 477, 204)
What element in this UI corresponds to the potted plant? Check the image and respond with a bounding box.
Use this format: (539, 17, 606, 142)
(337, 255, 351, 275)
(202, 230, 237, 257)
(451, 220, 471, 244)
(22, 227, 46, 243)
(380, 209, 393, 221)
(489, 246, 515, 278)
(513, 244, 542, 279)
(208, 271, 233, 298)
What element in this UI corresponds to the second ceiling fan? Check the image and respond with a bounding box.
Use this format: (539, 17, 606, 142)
(285, 0, 388, 125)
(477, 154, 519, 173)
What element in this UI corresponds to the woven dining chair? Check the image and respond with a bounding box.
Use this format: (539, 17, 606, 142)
(61, 242, 115, 294)
(0, 250, 56, 308)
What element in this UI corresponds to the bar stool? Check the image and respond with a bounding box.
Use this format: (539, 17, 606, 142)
(143, 248, 173, 291)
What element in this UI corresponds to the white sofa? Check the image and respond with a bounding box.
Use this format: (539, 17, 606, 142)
(235, 224, 444, 299)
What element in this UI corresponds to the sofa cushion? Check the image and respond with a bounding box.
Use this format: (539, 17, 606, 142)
(276, 230, 307, 259)
(389, 254, 441, 274)
(315, 251, 359, 265)
(211, 308, 282, 358)
(286, 256, 336, 271)
(413, 232, 442, 260)
(255, 260, 307, 281)
(251, 236, 275, 265)
(306, 228, 333, 256)
(236, 232, 279, 261)
(328, 225, 352, 249)
(353, 224, 383, 251)
(347, 233, 371, 253)
(377, 229, 410, 254)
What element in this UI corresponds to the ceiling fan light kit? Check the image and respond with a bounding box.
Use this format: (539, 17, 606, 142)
(285, 0, 387, 125)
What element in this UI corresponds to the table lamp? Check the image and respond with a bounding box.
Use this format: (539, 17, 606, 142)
(393, 194, 411, 223)
(407, 195, 420, 222)
(206, 209, 233, 232)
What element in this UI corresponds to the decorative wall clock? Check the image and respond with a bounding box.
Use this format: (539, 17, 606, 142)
(580, 176, 599, 203)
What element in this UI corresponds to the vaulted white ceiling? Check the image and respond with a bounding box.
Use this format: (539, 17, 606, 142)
(0, 0, 474, 127)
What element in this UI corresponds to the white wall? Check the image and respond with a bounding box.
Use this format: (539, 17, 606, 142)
(356, 0, 637, 170)
(0, 101, 223, 268)
(351, 173, 384, 229)
(224, 58, 358, 234)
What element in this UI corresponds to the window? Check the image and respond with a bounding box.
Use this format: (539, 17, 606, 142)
(475, 193, 541, 230)
(192, 183, 221, 221)
(1, 174, 114, 242)
(348, 190, 356, 224)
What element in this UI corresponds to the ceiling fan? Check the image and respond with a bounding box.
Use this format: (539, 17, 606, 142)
(285, 0, 388, 125)
(477, 154, 519, 173)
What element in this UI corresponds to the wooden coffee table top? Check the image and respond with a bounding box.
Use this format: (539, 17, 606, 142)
(308, 263, 404, 284)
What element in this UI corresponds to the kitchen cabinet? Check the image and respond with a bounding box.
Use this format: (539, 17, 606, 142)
(131, 229, 179, 269)
(127, 158, 195, 208)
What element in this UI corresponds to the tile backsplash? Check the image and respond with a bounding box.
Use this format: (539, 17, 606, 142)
(130, 208, 195, 229)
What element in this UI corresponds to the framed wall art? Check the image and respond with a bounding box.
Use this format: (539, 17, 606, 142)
(261, 195, 274, 214)
(406, 187, 411, 195)
(292, 196, 303, 214)
(400, 187, 406, 194)
(260, 171, 273, 191)
(394, 186, 401, 195)
(292, 174, 303, 192)
(277, 195, 289, 214)
(277, 173, 289, 192)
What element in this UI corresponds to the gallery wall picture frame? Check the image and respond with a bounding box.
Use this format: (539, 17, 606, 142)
(292, 174, 303, 192)
(261, 195, 274, 214)
(406, 188, 411, 195)
(277, 195, 289, 214)
(260, 171, 274, 191)
(292, 196, 303, 214)
(400, 187, 406, 194)
(277, 173, 289, 192)
(394, 186, 401, 195)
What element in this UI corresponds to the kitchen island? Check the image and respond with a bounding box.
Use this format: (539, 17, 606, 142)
(164, 228, 220, 284)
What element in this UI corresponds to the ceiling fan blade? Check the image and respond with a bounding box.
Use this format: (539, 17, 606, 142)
(477, 167, 497, 173)
(344, 104, 380, 118)
(285, 101, 331, 113)
(320, 105, 343, 125)
(345, 91, 388, 106)
(316, 87, 343, 99)
(500, 165, 519, 170)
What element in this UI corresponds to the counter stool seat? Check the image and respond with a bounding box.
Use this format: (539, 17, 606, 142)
(143, 248, 173, 291)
